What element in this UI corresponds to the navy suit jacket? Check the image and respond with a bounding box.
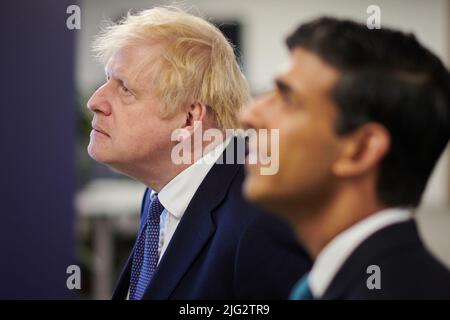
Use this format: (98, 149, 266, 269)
(322, 220, 450, 299)
(112, 142, 311, 299)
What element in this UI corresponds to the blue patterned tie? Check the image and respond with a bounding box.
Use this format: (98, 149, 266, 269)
(129, 194, 165, 300)
(289, 273, 314, 300)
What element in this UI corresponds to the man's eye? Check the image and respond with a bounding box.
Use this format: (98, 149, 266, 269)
(119, 84, 132, 95)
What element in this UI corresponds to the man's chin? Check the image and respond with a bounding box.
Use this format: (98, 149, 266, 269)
(243, 175, 294, 218)
(243, 175, 271, 204)
(87, 146, 113, 165)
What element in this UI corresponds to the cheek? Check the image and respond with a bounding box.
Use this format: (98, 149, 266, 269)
(276, 123, 336, 193)
(113, 113, 174, 158)
(134, 125, 171, 154)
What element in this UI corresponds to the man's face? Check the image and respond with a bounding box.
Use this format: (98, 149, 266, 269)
(241, 47, 342, 217)
(87, 44, 183, 173)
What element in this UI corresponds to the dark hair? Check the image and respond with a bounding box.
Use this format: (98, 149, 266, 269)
(286, 17, 450, 207)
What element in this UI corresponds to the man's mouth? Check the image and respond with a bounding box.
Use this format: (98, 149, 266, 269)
(92, 123, 110, 137)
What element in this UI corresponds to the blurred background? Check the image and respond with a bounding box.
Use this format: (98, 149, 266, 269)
(1, 0, 449, 299)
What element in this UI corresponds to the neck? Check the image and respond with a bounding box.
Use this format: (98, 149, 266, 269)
(140, 163, 190, 193)
(293, 182, 387, 260)
(115, 137, 225, 192)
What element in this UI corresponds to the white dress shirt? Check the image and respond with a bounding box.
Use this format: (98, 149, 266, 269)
(308, 208, 413, 298)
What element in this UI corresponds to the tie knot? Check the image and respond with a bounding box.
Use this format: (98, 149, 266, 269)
(148, 194, 165, 220)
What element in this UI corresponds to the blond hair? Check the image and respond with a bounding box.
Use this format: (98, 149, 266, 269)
(92, 6, 249, 129)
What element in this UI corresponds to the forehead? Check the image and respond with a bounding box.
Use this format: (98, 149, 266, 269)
(279, 47, 340, 97)
(105, 43, 159, 85)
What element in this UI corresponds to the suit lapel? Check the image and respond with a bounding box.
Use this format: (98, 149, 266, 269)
(143, 153, 242, 299)
(322, 220, 421, 299)
(111, 252, 133, 299)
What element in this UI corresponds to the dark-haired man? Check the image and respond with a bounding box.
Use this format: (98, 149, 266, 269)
(241, 17, 450, 299)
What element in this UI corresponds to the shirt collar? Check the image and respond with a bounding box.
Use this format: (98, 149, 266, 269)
(309, 208, 413, 298)
(155, 137, 231, 219)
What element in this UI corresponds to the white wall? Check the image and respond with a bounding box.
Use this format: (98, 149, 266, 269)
(77, 0, 450, 92)
(76, 0, 450, 265)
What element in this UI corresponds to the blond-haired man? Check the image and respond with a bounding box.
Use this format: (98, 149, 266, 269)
(87, 7, 310, 300)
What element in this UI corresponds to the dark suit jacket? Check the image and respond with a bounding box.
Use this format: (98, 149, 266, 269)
(322, 220, 450, 299)
(112, 142, 311, 299)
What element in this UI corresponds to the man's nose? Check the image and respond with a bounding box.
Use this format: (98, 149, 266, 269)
(86, 83, 112, 115)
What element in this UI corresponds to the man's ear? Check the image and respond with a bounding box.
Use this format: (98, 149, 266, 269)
(332, 123, 390, 177)
(181, 102, 208, 135)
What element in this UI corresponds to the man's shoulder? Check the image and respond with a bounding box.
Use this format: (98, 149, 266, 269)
(192, 162, 291, 240)
(342, 249, 450, 299)
(208, 163, 271, 223)
(324, 220, 450, 299)
(208, 163, 307, 255)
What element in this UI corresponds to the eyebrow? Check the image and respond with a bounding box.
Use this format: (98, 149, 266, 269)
(105, 68, 134, 88)
(105, 66, 128, 81)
